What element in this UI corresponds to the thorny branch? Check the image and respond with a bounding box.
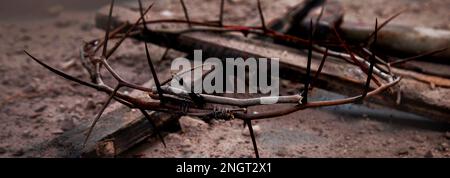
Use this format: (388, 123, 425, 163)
(25, 0, 405, 158)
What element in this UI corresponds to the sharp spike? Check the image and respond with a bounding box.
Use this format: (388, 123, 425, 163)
(219, 0, 225, 27)
(313, 2, 326, 36)
(332, 26, 382, 86)
(24, 51, 101, 90)
(362, 55, 376, 99)
(362, 19, 378, 99)
(303, 19, 313, 104)
(257, 0, 267, 32)
(139, 0, 163, 98)
(105, 3, 154, 59)
(159, 48, 174, 86)
(100, 59, 125, 83)
(138, 0, 149, 32)
(310, 48, 328, 91)
(102, 0, 116, 58)
(144, 42, 164, 99)
(364, 9, 406, 46)
(139, 109, 167, 148)
(101, 59, 154, 92)
(390, 47, 448, 66)
(246, 119, 259, 158)
(179, 0, 192, 28)
(362, 56, 375, 99)
(160, 47, 170, 61)
(83, 85, 121, 147)
(373, 18, 379, 49)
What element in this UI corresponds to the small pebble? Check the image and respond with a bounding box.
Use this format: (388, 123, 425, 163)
(21, 130, 35, 139)
(85, 100, 97, 110)
(55, 20, 73, 28)
(12, 149, 24, 157)
(34, 105, 48, 113)
(397, 148, 409, 156)
(80, 23, 94, 31)
(20, 35, 32, 42)
(61, 117, 76, 131)
(0, 147, 7, 155)
(242, 125, 261, 137)
(444, 132, 450, 140)
(275, 147, 289, 157)
(412, 134, 424, 143)
(437, 142, 448, 152)
(424, 150, 434, 158)
(385, 138, 395, 145)
(58, 104, 67, 112)
(23, 84, 37, 93)
(160, 10, 174, 17)
(179, 116, 208, 133)
(47, 5, 64, 17)
(51, 129, 64, 135)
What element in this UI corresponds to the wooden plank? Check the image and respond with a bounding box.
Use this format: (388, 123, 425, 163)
(26, 69, 176, 158)
(96, 5, 450, 122)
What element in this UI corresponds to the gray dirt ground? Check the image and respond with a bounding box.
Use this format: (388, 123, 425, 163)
(0, 0, 449, 158)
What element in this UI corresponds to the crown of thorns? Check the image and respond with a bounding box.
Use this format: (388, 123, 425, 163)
(25, 0, 401, 158)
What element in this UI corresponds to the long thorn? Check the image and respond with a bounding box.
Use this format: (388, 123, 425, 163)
(257, 0, 266, 32)
(139, 0, 163, 98)
(25, 51, 134, 108)
(160, 47, 170, 61)
(332, 26, 382, 86)
(93, 23, 128, 54)
(138, 0, 149, 32)
(363, 56, 375, 99)
(310, 48, 328, 91)
(219, 0, 225, 27)
(313, 2, 326, 37)
(145, 42, 164, 99)
(106, 3, 154, 59)
(139, 109, 166, 148)
(246, 119, 259, 158)
(362, 19, 378, 99)
(103, 0, 115, 57)
(364, 9, 406, 46)
(83, 85, 120, 147)
(159, 48, 173, 86)
(101, 59, 153, 92)
(390, 47, 448, 66)
(179, 0, 192, 28)
(303, 19, 313, 104)
(25, 51, 101, 90)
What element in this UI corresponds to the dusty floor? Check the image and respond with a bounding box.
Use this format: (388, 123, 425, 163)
(0, 0, 449, 158)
